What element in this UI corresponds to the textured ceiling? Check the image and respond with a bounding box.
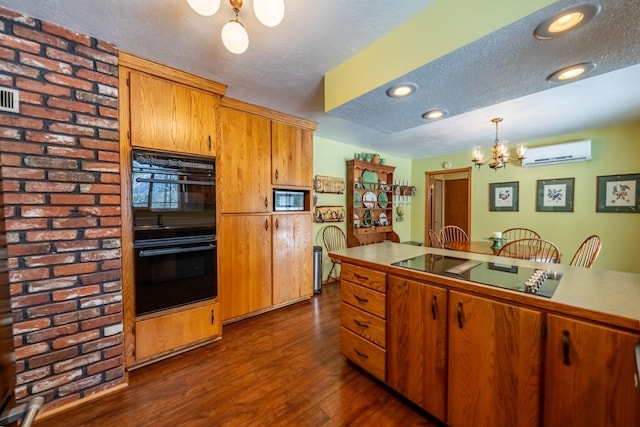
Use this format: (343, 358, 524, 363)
(1, 0, 640, 159)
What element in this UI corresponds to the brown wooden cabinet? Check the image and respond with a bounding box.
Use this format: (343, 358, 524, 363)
(447, 290, 542, 427)
(271, 121, 313, 187)
(339, 263, 387, 381)
(127, 70, 218, 156)
(544, 314, 640, 426)
(218, 214, 272, 321)
(272, 213, 313, 305)
(218, 107, 272, 213)
(346, 159, 399, 247)
(387, 276, 447, 421)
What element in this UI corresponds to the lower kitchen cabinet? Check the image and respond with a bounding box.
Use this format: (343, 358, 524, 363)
(218, 214, 272, 321)
(135, 301, 220, 361)
(387, 276, 447, 421)
(544, 314, 640, 426)
(272, 213, 312, 305)
(447, 291, 542, 427)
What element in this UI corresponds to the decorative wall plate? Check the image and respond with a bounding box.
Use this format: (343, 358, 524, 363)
(361, 170, 378, 190)
(362, 191, 377, 208)
(378, 192, 388, 208)
(363, 210, 373, 226)
(354, 191, 362, 208)
(378, 212, 388, 226)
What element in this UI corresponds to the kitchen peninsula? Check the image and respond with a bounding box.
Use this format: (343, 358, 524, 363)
(330, 242, 640, 427)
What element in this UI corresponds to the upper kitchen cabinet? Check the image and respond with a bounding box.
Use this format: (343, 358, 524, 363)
(271, 121, 313, 187)
(119, 53, 226, 157)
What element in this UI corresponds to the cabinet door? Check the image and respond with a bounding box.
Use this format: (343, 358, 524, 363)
(272, 213, 312, 305)
(128, 71, 216, 156)
(271, 121, 313, 187)
(218, 108, 271, 213)
(218, 215, 272, 321)
(135, 302, 220, 362)
(544, 314, 640, 427)
(447, 291, 542, 427)
(387, 276, 447, 421)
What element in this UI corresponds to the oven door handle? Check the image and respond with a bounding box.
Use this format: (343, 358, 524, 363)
(138, 244, 215, 258)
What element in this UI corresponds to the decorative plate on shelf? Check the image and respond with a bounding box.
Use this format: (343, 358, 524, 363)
(363, 210, 373, 226)
(362, 191, 377, 208)
(354, 213, 360, 227)
(354, 191, 362, 208)
(378, 192, 388, 208)
(361, 170, 378, 190)
(378, 212, 388, 226)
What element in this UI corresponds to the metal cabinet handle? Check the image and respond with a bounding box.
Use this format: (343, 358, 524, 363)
(353, 294, 369, 304)
(354, 273, 369, 281)
(264, 197, 268, 208)
(275, 169, 279, 181)
(431, 295, 438, 320)
(275, 218, 279, 230)
(210, 309, 215, 325)
(353, 348, 369, 359)
(562, 330, 571, 365)
(264, 219, 269, 231)
(353, 319, 369, 328)
(457, 301, 463, 329)
(208, 135, 212, 151)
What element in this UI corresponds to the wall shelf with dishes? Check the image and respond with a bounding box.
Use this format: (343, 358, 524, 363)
(346, 159, 400, 247)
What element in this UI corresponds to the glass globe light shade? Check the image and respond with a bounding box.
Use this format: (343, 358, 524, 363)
(186, 0, 220, 16)
(253, 0, 285, 27)
(221, 20, 249, 54)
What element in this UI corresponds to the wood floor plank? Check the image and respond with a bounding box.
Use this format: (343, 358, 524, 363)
(35, 283, 442, 426)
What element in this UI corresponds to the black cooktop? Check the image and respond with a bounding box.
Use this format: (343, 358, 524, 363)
(391, 254, 562, 298)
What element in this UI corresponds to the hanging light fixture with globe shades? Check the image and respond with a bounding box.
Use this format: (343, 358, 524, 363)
(471, 118, 527, 170)
(186, 0, 285, 54)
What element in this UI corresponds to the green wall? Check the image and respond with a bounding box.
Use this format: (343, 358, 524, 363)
(312, 137, 412, 281)
(410, 119, 640, 273)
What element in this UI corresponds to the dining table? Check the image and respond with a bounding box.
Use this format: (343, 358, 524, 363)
(445, 240, 561, 263)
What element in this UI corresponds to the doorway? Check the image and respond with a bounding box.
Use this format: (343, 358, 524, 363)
(425, 167, 472, 243)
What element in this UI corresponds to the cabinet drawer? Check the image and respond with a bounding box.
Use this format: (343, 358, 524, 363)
(341, 327, 386, 382)
(341, 263, 386, 293)
(341, 280, 386, 319)
(341, 302, 386, 348)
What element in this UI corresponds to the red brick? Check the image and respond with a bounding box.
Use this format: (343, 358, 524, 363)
(80, 270, 121, 286)
(20, 52, 73, 74)
(25, 230, 78, 242)
(75, 90, 118, 108)
(98, 105, 118, 119)
(27, 300, 78, 319)
(0, 58, 41, 78)
(103, 302, 122, 315)
(99, 259, 122, 272)
(28, 276, 78, 293)
(5, 218, 48, 231)
(25, 131, 77, 146)
(81, 313, 121, 332)
(0, 126, 21, 139)
(41, 22, 91, 47)
(80, 138, 119, 152)
(6, 242, 50, 257)
(31, 369, 83, 394)
(97, 129, 119, 141)
(45, 72, 94, 91)
(87, 356, 122, 376)
(0, 46, 15, 60)
(47, 96, 96, 114)
(46, 146, 95, 160)
(13, 25, 68, 50)
(96, 40, 117, 55)
(20, 104, 73, 121)
(95, 61, 118, 77)
(99, 195, 121, 205)
(25, 252, 77, 267)
(28, 347, 78, 369)
(53, 262, 98, 277)
(52, 330, 99, 350)
(97, 84, 118, 98)
(11, 292, 50, 309)
(47, 171, 96, 184)
(16, 89, 44, 106)
(74, 45, 117, 66)
(79, 183, 120, 194)
(1, 152, 24, 165)
(1, 166, 46, 180)
(53, 240, 99, 253)
(80, 293, 121, 309)
(0, 32, 40, 54)
(48, 122, 95, 136)
(22, 206, 76, 218)
(52, 216, 98, 229)
(13, 317, 51, 334)
(75, 68, 118, 87)
(54, 352, 101, 374)
(54, 307, 101, 326)
(53, 285, 101, 302)
(14, 342, 49, 360)
(83, 227, 121, 239)
(3, 194, 46, 206)
(76, 115, 118, 130)
(0, 74, 13, 85)
(16, 76, 71, 97)
(78, 206, 120, 217)
(57, 374, 103, 397)
(0, 114, 44, 130)
(16, 366, 50, 384)
(48, 194, 96, 206)
(24, 181, 77, 193)
(81, 161, 119, 172)
(9, 267, 50, 283)
(26, 323, 79, 344)
(80, 249, 120, 262)
(99, 172, 120, 184)
(45, 47, 93, 69)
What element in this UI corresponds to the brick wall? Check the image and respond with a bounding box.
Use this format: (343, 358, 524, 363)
(0, 8, 124, 410)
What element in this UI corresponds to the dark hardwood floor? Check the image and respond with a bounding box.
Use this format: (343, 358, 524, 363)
(36, 282, 442, 426)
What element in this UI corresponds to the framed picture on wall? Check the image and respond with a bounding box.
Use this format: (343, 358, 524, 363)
(489, 181, 519, 211)
(536, 178, 575, 212)
(596, 173, 640, 213)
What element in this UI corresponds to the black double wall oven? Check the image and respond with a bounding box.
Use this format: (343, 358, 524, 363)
(131, 150, 217, 316)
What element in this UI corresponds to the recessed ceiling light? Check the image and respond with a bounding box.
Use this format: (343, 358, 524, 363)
(422, 109, 448, 120)
(534, 3, 600, 40)
(547, 62, 597, 83)
(386, 83, 417, 98)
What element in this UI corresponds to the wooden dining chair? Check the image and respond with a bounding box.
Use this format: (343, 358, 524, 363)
(438, 225, 468, 245)
(322, 225, 346, 284)
(496, 238, 561, 264)
(569, 235, 602, 268)
(501, 227, 541, 241)
(428, 229, 443, 248)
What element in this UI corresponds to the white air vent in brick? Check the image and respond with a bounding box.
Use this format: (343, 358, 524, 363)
(0, 87, 19, 113)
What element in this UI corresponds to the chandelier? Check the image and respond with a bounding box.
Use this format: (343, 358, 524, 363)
(186, 0, 285, 54)
(471, 118, 527, 170)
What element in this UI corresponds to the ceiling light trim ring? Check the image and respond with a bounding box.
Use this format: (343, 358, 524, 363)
(386, 83, 418, 98)
(547, 62, 597, 83)
(534, 2, 601, 40)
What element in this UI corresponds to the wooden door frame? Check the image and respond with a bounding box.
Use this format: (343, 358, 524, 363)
(425, 167, 472, 244)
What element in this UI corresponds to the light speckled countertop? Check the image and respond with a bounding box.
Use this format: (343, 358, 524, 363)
(330, 242, 640, 332)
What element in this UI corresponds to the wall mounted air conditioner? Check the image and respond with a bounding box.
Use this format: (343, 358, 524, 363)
(521, 140, 591, 167)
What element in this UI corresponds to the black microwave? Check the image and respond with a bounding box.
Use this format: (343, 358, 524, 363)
(273, 190, 305, 211)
